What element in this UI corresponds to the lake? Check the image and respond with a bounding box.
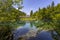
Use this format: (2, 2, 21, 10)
(12, 21, 59, 40)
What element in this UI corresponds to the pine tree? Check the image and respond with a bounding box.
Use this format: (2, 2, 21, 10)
(30, 10, 33, 16)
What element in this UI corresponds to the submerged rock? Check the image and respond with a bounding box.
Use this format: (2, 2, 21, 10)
(18, 30, 38, 40)
(13, 27, 30, 40)
(28, 30, 53, 40)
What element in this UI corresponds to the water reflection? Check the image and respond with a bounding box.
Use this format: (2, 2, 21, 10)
(13, 21, 37, 40)
(13, 27, 30, 40)
(13, 21, 60, 40)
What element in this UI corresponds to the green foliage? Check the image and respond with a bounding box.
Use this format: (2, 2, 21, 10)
(32, 1, 59, 22)
(32, 1, 60, 35)
(0, 0, 26, 22)
(0, 0, 26, 40)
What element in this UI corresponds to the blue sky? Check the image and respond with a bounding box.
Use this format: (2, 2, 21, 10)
(20, 0, 60, 15)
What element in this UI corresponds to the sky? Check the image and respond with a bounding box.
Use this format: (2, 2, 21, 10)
(20, 0, 60, 15)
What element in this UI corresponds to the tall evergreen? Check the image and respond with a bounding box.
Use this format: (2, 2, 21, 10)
(30, 10, 33, 16)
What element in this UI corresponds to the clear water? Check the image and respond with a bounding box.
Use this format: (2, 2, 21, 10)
(13, 21, 58, 40)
